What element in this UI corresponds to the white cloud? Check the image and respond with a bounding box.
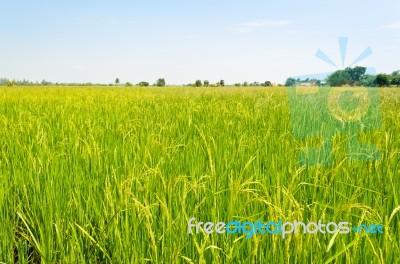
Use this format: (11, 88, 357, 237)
(231, 20, 292, 33)
(383, 22, 400, 29)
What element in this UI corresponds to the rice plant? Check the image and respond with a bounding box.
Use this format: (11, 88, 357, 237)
(0, 86, 398, 263)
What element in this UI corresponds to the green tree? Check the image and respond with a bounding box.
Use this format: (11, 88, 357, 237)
(360, 75, 377, 87)
(325, 66, 370, 87)
(243, 82, 248, 87)
(219, 80, 225, 87)
(138, 82, 149, 87)
(156, 78, 166, 87)
(6, 81, 17, 87)
(125, 82, 133, 87)
(195, 80, 202, 87)
(326, 70, 352, 86)
(391, 76, 400, 86)
(391, 70, 400, 86)
(115, 78, 120, 85)
(285, 78, 296, 87)
(263, 81, 272, 87)
(376, 74, 390, 87)
(203, 80, 209, 87)
(346, 66, 366, 84)
(41, 79, 52, 85)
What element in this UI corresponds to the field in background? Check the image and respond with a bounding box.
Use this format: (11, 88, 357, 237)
(0, 86, 399, 263)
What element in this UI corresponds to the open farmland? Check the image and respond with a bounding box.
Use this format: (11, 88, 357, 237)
(0, 86, 399, 263)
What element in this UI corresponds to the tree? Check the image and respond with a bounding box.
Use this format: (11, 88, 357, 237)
(263, 81, 272, 87)
(6, 81, 17, 87)
(391, 70, 400, 86)
(41, 79, 51, 85)
(360, 75, 377, 87)
(391, 76, 400, 86)
(326, 70, 352, 86)
(156, 78, 166, 87)
(346, 66, 366, 84)
(323, 66, 371, 87)
(234, 83, 241, 87)
(195, 80, 202, 87)
(115, 78, 120, 85)
(243, 82, 248, 87)
(285, 78, 296, 87)
(219, 80, 225, 87)
(138, 82, 149, 87)
(376, 74, 390, 87)
(203, 80, 209, 87)
(125, 82, 133, 86)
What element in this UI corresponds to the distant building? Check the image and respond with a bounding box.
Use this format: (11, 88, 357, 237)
(298, 82, 318, 87)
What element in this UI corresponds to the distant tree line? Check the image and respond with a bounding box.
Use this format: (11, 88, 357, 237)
(1, 76, 276, 87)
(117, 78, 166, 87)
(0, 78, 54, 86)
(185, 80, 225, 87)
(184, 80, 275, 87)
(234, 81, 273, 87)
(4, 69, 400, 88)
(0, 78, 113, 87)
(284, 67, 400, 87)
(326, 67, 375, 87)
(375, 71, 400, 87)
(285, 78, 321, 87)
(0, 77, 169, 87)
(326, 67, 400, 87)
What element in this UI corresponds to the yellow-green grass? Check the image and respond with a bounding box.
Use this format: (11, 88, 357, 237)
(0, 86, 399, 263)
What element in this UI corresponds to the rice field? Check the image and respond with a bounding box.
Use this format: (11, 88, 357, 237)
(0, 86, 399, 263)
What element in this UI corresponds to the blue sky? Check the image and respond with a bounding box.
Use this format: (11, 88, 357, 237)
(1, 0, 400, 84)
